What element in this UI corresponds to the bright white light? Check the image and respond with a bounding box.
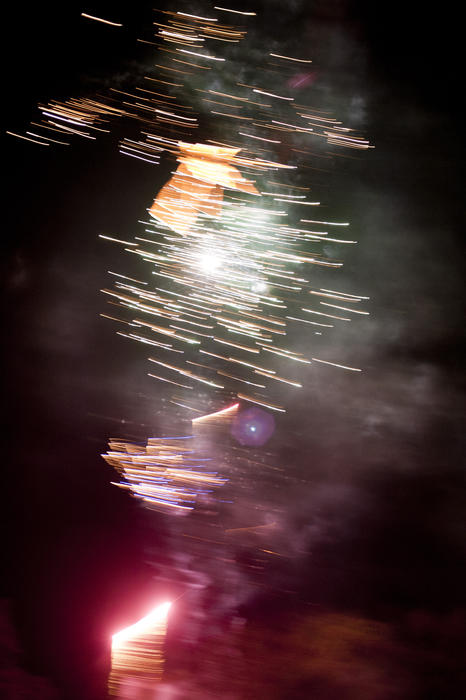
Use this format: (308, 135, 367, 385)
(198, 252, 222, 274)
(112, 602, 171, 649)
(252, 281, 268, 294)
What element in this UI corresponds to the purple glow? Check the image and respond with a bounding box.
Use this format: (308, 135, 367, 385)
(231, 407, 276, 446)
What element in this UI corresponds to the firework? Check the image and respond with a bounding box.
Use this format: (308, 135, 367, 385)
(109, 601, 171, 697)
(8, 8, 372, 691)
(100, 143, 368, 413)
(103, 435, 226, 513)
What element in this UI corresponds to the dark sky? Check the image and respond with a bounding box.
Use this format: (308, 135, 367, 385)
(3, 2, 465, 698)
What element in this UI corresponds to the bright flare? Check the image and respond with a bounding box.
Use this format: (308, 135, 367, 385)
(109, 602, 171, 696)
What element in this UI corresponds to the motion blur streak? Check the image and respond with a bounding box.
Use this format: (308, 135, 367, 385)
(192, 401, 239, 423)
(109, 602, 171, 697)
(103, 436, 227, 512)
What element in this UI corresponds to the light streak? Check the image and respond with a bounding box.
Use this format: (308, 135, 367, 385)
(320, 287, 370, 299)
(312, 358, 362, 371)
(237, 393, 286, 412)
(253, 89, 294, 101)
(301, 220, 349, 226)
(319, 302, 369, 315)
(177, 49, 225, 61)
(112, 602, 171, 649)
(214, 7, 257, 15)
(269, 53, 312, 63)
(99, 235, 138, 246)
(177, 12, 218, 22)
(192, 402, 239, 423)
(103, 435, 227, 512)
(109, 602, 171, 696)
(6, 131, 49, 145)
(26, 131, 69, 145)
(81, 13, 122, 27)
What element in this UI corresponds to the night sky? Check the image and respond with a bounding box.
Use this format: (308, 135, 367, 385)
(3, 2, 465, 698)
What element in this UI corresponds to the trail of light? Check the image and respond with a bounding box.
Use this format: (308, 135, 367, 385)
(192, 402, 239, 423)
(109, 602, 170, 695)
(99, 235, 138, 246)
(312, 358, 362, 371)
(320, 302, 369, 315)
(81, 13, 122, 26)
(6, 131, 49, 145)
(177, 12, 218, 22)
(103, 436, 227, 512)
(252, 89, 294, 101)
(269, 53, 312, 63)
(237, 393, 286, 412)
(112, 602, 171, 648)
(320, 287, 370, 299)
(214, 6, 257, 15)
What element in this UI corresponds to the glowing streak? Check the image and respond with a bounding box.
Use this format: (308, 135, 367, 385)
(99, 235, 138, 246)
(177, 12, 218, 21)
(26, 131, 68, 145)
(6, 131, 49, 145)
(177, 49, 225, 61)
(254, 370, 302, 387)
(270, 53, 312, 63)
(192, 403, 239, 423)
(112, 602, 171, 648)
(148, 358, 224, 388)
(47, 121, 95, 138)
(302, 308, 351, 321)
(81, 13, 122, 26)
(237, 393, 286, 413)
(301, 220, 349, 226)
(312, 358, 362, 372)
(148, 373, 193, 389)
(320, 288, 370, 299)
(272, 120, 313, 132)
(120, 149, 160, 164)
(286, 315, 333, 328)
(239, 132, 281, 143)
(253, 89, 294, 101)
(320, 302, 369, 315)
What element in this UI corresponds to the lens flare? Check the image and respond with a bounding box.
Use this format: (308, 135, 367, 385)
(231, 406, 276, 446)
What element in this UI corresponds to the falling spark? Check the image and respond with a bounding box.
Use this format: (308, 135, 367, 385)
(214, 7, 257, 15)
(192, 402, 239, 423)
(81, 13, 123, 27)
(269, 53, 312, 63)
(312, 358, 362, 372)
